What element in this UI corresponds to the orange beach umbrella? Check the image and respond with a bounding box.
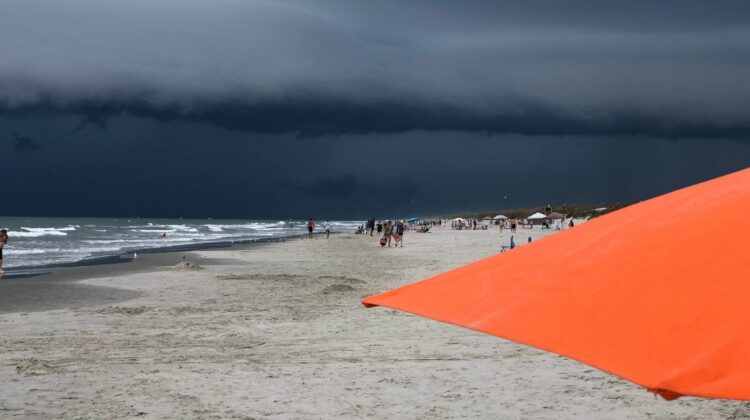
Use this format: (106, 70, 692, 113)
(363, 167, 750, 400)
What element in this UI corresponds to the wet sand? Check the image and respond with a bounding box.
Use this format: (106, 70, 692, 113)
(0, 252, 202, 314)
(0, 240, 281, 313)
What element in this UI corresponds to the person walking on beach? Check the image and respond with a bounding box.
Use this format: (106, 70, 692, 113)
(0, 229, 7, 276)
(383, 221, 394, 247)
(307, 218, 315, 239)
(369, 218, 376, 236)
(394, 220, 405, 247)
(376, 222, 383, 235)
(324, 220, 332, 239)
(510, 218, 517, 233)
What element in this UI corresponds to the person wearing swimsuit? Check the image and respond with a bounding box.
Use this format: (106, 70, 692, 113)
(307, 218, 315, 239)
(383, 221, 394, 247)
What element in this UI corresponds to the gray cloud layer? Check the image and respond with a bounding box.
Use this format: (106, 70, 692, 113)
(2, 0, 750, 137)
(3, 114, 749, 219)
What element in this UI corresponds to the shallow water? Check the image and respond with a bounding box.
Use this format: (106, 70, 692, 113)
(0, 217, 358, 269)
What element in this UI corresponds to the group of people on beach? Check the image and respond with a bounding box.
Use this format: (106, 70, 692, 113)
(359, 219, 405, 247)
(306, 218, 332, 239)
(380, 220, 405, 247)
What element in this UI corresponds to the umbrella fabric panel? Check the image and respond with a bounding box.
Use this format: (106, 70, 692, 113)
(363, 167, 750, 400)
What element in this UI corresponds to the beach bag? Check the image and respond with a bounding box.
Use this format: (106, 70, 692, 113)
(380, 237, 387, 247)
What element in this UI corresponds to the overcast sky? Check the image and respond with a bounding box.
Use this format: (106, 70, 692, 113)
(1, 1, 749, 218)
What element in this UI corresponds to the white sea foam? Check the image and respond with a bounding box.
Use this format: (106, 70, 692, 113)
(14, 228, 70, 237)
(4, 218, 360, 269)
(131, 229, 179, 234)
(7, 248, 63, 254)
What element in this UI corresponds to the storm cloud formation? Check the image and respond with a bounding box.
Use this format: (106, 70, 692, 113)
(2, 0, 750, 137)
(1, 1, 749, 218)
(10, 132, 38, 152)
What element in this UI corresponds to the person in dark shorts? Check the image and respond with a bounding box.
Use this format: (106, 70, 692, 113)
(376, 222, 383, 234)
(307, 218, 315, 239)
(394, 220, 405, 247)
(0, 229, 7, 276)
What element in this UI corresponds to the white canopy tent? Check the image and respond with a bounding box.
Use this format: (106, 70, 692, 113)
(527, 212, 547, 220)
(493, 215, 508, 220)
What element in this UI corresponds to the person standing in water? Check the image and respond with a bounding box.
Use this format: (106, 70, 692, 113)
(324, 220, 332, 239)
(307, 218, 315, 239)
(0, 229, 7, 276)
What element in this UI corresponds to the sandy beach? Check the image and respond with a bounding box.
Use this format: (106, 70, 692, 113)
(1, 226, 748, 419)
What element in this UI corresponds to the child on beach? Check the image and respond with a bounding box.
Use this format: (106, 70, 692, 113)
(0, 229, 7, 276)
(324, 221, 332, 239)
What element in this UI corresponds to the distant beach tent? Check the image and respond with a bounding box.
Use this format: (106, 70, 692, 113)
(364, 167, 750, 400)
(546, 212, 564, 219)
(492, 215, 508, 220)
(526, 212, 548, 225)
(407, 217, 420, 223)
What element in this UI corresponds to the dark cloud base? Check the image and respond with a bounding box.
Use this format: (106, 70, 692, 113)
(11, 132, 39, 152)
(1, 114, 749, 219)
(3, 99, 749, 140)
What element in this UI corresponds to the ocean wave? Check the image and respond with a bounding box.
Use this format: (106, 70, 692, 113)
(14, 230, 68, 238)
(3, 219, 359, 269)
(13, 225, 79, 237)
(4, 248, 63, 254)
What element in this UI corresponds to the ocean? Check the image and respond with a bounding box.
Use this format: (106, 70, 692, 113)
(0, 217, 360, 272)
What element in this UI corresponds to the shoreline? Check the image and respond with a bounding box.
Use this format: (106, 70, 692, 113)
(0, 233, 328, 314)
(0, 231, 322, 280)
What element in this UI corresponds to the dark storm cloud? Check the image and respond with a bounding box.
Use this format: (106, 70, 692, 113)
(1, 114, 749, 219)
(10, 132, 39, 152)
(280, 174, 418, 201)
(5, 99, 750, 139)
(1, 1, 750, 138)
(72, 114, 108, 133)
(300, 175, 359, 200)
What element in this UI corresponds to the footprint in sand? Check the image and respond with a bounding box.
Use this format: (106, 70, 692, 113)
(14, 358, 55, 376)
(321, 284, 356, 294)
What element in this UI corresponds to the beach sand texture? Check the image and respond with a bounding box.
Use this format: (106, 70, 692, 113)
(1, 227, 748, 418)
